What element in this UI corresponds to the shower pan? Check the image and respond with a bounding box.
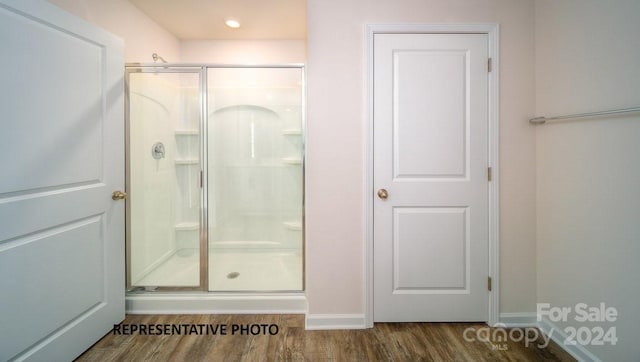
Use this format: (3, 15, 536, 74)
(125, 64, 304, 296)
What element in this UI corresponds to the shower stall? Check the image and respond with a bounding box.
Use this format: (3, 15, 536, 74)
(125, 64, 304, 295)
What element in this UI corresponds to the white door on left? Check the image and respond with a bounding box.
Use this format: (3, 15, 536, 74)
(0, 0, 125, 360)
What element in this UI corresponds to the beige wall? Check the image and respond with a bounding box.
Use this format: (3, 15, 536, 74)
(48, 0, 540, 319)
(42, 4, 640, 357)
(47, 0, 180, 62)
(180, 40, 305, 64)
(47, 0, 304, 65)
(535, 0, 640, 360)
(305, 0, 537, 316)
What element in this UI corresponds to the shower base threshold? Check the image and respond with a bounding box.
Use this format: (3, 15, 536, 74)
(125, 292, 307, 315)
(134, 247, 303, 291)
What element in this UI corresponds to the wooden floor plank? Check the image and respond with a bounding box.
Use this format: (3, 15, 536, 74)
(75, 315, 576, 362)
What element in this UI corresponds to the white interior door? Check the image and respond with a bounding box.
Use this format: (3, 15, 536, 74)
(373, 33, 489, 322)
(0, 0, 125, 360)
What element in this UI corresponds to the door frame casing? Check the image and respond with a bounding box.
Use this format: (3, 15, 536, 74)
(364, 23, 500, 327)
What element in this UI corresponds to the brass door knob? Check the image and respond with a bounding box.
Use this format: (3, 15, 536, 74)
(112, 191, 128, 200)
(377, 189, 388, 200)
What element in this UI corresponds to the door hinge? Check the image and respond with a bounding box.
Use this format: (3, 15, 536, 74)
(199, 170, 203, 188)
(488, 58, 492, 72)
(488, 167, 492, 182)
(488, 276, 492, 291)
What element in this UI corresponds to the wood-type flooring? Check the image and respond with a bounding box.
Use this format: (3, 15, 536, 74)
(76, 314, 575, 361)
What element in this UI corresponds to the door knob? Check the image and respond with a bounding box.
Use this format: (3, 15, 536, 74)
(112, 191, 128, 200)
(377, 189, 388, 200)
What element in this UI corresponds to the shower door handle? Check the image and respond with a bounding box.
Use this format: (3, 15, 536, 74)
(112, 191, 128, 201)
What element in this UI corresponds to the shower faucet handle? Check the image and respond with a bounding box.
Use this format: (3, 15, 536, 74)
(152, 142, 165, 159)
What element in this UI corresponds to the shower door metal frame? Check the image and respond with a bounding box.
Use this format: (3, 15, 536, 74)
(124, 63, 306, 293)
(124, 65, 209, 292)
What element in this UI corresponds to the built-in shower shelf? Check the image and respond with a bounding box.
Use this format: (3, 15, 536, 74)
(175, 159, 199, 165)
(282, 129, 302, 135)
(226, 162, 290, 168)
(175, 129, 199, 136)
(282, 157, 302, 165)
(175, 222, 199, 231)
(283, 221, 302, 231)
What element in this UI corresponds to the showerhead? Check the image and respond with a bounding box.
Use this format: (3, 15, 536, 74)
(152, 53, 167, 63)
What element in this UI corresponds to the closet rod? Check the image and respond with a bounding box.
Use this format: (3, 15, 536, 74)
(529, 107, 640, 125)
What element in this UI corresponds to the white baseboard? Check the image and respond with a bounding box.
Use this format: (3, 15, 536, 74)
(305, 314, 367, 330)
(538, 317, 602, 362)
(126, 293, 307, 315)
(499, 312, 537, 327)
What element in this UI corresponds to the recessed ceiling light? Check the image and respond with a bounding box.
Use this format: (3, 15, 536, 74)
(225, 19, 240, 29)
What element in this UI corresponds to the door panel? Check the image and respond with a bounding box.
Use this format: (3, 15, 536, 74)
(0, 0, 124, 360)
(393, 50, 468, 178)
(374, 33, 488, 322)
(0, 5, 103, 195)
(393, 207, 468, 291)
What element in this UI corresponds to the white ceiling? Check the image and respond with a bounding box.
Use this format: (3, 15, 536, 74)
(128, 0, 306, 40)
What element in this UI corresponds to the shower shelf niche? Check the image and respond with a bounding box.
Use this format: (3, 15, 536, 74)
(282, 157, 302, 165)
(282, 129, 302, 135)
(175, 222, 199, 231)
(175, 159, 199, 165)
(283, 221, 302, 231)
(227, 162, 292, 168)
(175, 129, 199, 136)
(174, 122, 200, 254)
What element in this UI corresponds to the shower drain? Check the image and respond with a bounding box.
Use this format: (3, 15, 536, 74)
(227, 272, 240, 279)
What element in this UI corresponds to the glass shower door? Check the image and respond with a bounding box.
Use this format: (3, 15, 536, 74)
(126, 67, 205, 290)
